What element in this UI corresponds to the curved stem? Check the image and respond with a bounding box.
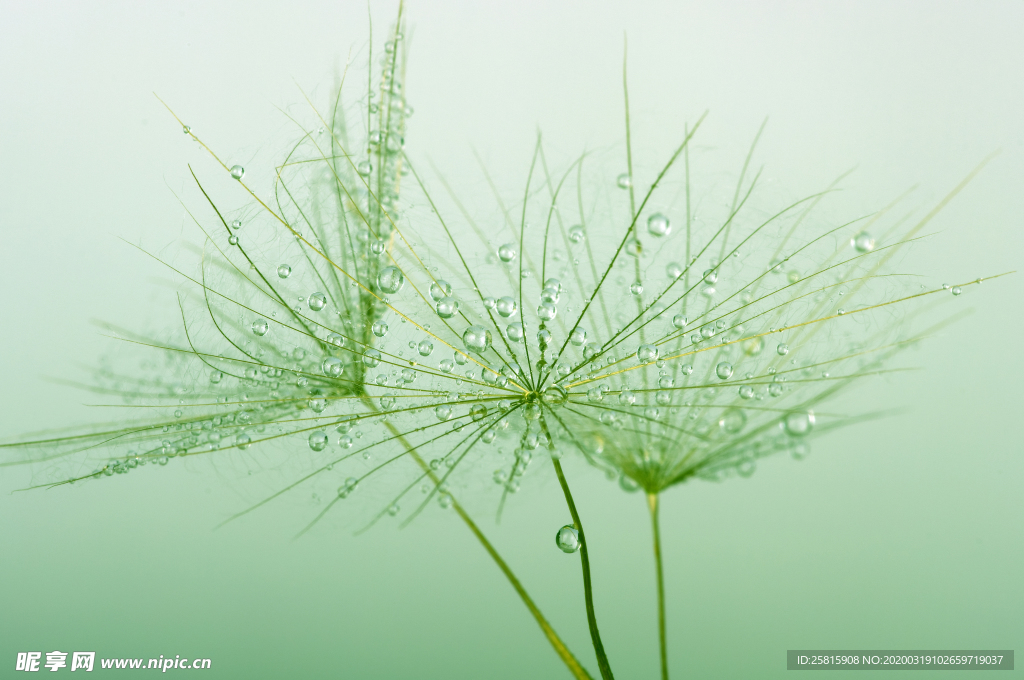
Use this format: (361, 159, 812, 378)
(648, 493, 668, 680)
(552, 458, 616, 680)
(380, 416, 593, 680)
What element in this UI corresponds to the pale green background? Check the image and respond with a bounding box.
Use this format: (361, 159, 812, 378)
(1, 1, 1021, 678)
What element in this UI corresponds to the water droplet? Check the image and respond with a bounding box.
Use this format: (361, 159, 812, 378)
(322, 357, 345, 378)
(377, 266, 405, 294)
(637, 344, 658, 363)
(497, 243, 517, 263)
(540, 286, 560, 304)
(251, 319, 269, 336)
(235, 434, 251, 450)
(702, 269, 718, 284)
(555, 525, 581, 553)
(308, 431, 328, 451)
(951, 286, 962, 296)
(356, 160, 372, 176)
(429, 279, 452, 301)
(209, 371, 223, 384)
(431, 296, 458, 318)
(570, 327, 587, 346)
(435, 404, 453, 421)
(230, 219, 242, 230)
(228, 235, 239, 246)
(506, 322, 524, 342)
(739, 385, 754, 399)
(496, 296, 518, 317)
(616, 173, 631, 189)
(630, 281, 644, 295)
(307, 292, 327, 312)
(230, 165, 245, 180)
(716, 362, 734, 380)
(277, 264, 292, 279)
(719, 409, 746, 434)
(569, 225, 585, 244)
(777, 343, 789, 356)
(182, 125, 191, 134)
(362, 348, 382, 368)
(543, 385, 568, 405)
(416, 340, 433, 357)
(784, 411, 815, 436)
(537, 302, 557, 321)
(463, 326, 492, 353)
(852, 231, 875, 252)
(646, 213, 670, 237)
(371, 321, 388, 337)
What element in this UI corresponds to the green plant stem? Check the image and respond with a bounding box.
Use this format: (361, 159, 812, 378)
(552, 458, 616, 680)
(648, 493, 668, 680)
(380, 416, 593, 680)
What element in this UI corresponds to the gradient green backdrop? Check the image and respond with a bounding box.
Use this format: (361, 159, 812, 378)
(1, 1, 1020, 678)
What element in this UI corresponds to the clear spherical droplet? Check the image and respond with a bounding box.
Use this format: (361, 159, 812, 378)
(570, 327, 587, 346)
(228, 235, 239, 246)
(308, 431, 328, 451)
(555, 525, 581, 553)
(356, 160, 373, 176)
(716, 362, 734, 380)
(616, 173, 631, 189)
(630, 281, 644, 295)
(230, 165, 245, 180)
(377, 266, 405, 294)
(417, 340, 434, 357)
(569, 225, 585, 244)
(506, 322, 524, 342)
(230, 219, 242, 230)
(951, 286, 962, 296)
(436, 296, 459, 318)
(322, 357, 345, 378)
(251, 319, 269, 336)
(637, 344, 658, 363)
(672, 314, 687, 329)
(277, 264, 292, 279)
(429, 279, 452, 301)
(362, 348, 382, 368)
(463, 325, 492, 353)
(537, 302, 557, 321)
(497, 243, 517, 263)
(371, 321, 389, 337)
(308, 292, 327, 311)
(777, 343, 789, 356)
(496, 296, 518, 317)
(784, 411, 815, 437)
(739, 385, 754, 399)
(646, 213, 670, 237)
(852, 231, 876, 253)
(666, 262, 683, 279)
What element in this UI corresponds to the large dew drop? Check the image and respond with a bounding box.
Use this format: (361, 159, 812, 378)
(429, 279, 452, 301)
(716, 362, 734, 380)
(277, 264, 292, 279)
(377, 266, 405, 294)
(497, 243, 517, 263)
(308, 431, 328, 451)
(852, 231, 876, 253)
(784, 411, 815, 437)
(646, 213, 671, 237)
(463, 326, 492, 354)
(308, 292, 327, 312)
(496, 296, 517, 318)
(555, 525, 581, 553)
(636, 344, 658, 363)
(436, 297, 459, 318)
(251, 319, 269, 336)
(230, 165, 245, 180)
